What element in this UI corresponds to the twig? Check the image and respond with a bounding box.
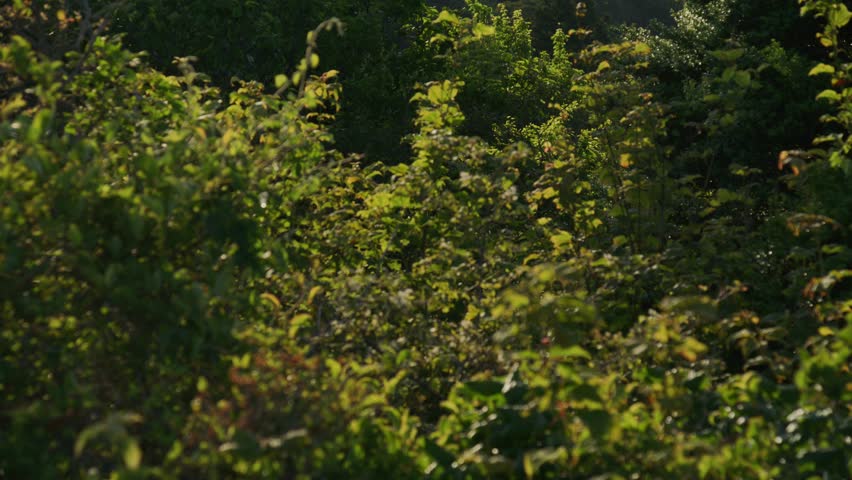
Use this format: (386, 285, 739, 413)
(274, 18, 343, 97)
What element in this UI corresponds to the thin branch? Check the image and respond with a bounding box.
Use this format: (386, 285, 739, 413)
(274, 18, 344, 97)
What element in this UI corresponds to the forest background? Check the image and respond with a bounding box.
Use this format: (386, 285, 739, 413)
(1, 0, 851, 478)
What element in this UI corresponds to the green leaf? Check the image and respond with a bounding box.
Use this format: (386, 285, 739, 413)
(288, 313, 312, 338)
(26, 109, 51, 142)
(808, 63, 835, 76)
(68, 224, 83, 246)
(503, 290, 530, 309)
(828, 4, 852, 28)
(633, 42, 651, 55)
(733, 70, 751, 88)
(550, 230, 573, 250)
(359, 393, 387, 409)
(461, 380, 503, 398)
(472, 23, 496, 37)
(715, 188, 741, 203)
(274, 74, 287, 88)
(123, 439, 142, 470)
(523, 453, 535, 479)
(434, 10, 460, 25)
(710, 48, 745, 63)
(325, 358, 342, 378)
(384, 370, 407, 394)
(550, 346, 592, 360)
(816, 89, 842, 102)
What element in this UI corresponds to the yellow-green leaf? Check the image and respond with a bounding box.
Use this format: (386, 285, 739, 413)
(434, 10, 460, 25)
(809, 63, 835, 76)
(123, 439, 142, 470)
(816, 89, 841, 102)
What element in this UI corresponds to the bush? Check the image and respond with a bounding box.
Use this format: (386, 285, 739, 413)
(1, 1, 849, 478)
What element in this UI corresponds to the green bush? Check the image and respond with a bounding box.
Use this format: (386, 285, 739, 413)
(1, 1, 850, 478)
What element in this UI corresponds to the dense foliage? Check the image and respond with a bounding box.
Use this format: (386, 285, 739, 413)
(1, 0, 850, 478)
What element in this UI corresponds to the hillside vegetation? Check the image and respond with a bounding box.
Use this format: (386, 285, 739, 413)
(1, 0, 850, 478)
